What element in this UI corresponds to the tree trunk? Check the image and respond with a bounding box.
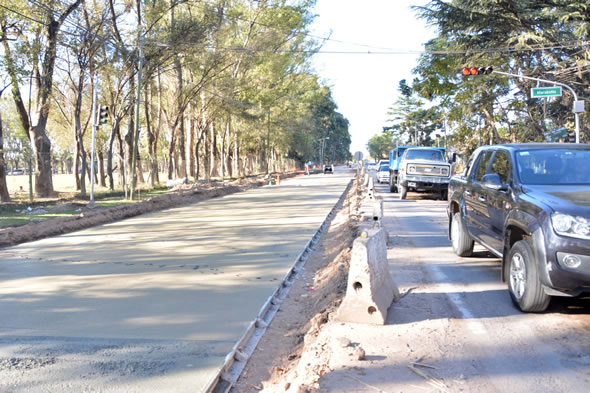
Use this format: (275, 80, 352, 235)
(74, 143, 81, 190)
(116, 127, 126, 190)
(126, 72, 135, 185)
(168, 121, 177, 179)
(154, 70, 162, 185)
(107, 119, 120, 191)
(195, 138, 201, 181)
(221, 118, 227, 178)
(98, 151, 106, 187)
(74, 71, 87, 196)
(0, 110, 11, 202)
(209, 122, 218, 178)
(136, 150, 145, 184)
(28, 1, 85, 196)
(144, 83, 156, 187)
(188, 108, 195, 179)
(233, 129, 240, 178)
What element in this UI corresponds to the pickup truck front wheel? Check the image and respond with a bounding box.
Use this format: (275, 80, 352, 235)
(451, 212, 474, 257)
(508, 240, 551, 312)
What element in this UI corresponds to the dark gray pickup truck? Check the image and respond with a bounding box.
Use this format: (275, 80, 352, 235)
(448, 143, 590, 312)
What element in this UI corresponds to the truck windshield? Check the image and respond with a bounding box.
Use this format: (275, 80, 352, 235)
(516, 148, 590, 185)
(406, 150, 444, 161)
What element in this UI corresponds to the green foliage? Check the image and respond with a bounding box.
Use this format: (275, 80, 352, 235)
(386, 79, 444, 147)
(367, 132, 395, 161)
(406, 0, 590, 155)
(0, 0, 351, 198)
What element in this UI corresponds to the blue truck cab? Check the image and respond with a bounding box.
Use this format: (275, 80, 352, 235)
(388, 146, 412, 192)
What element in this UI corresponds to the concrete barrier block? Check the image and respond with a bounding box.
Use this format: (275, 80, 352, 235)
(337, 228, 399, 325)
(367, 178, 375, 200)
(372, 198, 383, 224)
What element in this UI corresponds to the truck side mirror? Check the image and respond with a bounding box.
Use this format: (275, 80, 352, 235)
(482, 173, 509, 191)
(449, 153, 457, 164)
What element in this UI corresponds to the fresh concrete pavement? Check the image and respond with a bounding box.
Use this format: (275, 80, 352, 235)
(0, 169, 353, 393)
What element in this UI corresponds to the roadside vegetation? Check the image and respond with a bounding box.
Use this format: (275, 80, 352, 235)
(371, 0, 589, 159)
(0, 0, 351, 204)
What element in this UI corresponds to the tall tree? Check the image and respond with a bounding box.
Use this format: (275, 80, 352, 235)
(2, 0, 83, 197)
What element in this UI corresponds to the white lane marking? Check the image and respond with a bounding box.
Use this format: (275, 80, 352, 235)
(428, 264, 488, 335)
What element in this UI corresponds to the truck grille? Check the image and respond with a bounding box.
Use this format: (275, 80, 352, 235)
(407, 164, 450, 177)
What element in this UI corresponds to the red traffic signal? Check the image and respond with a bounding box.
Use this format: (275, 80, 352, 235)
(461, 66, 493, 76)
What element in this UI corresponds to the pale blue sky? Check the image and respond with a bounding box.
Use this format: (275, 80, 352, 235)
(311, 0, 436, 157)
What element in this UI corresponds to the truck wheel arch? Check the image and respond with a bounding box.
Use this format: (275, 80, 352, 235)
(502, 225, 532, 282)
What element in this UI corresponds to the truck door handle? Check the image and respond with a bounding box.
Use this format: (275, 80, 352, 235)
(478, 196, 486, 202)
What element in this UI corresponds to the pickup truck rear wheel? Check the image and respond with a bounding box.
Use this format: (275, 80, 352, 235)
(451, 212, 474, 257)
(508, 240, 551, 312)
(399, 184, 407, 200)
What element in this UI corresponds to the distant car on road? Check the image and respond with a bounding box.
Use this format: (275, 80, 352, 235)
(323, 165, 334, 174)
(367, 162, 378, 171)
(448, 143, 590, 312)
(11, 169, 24, 175)
(377, 164, 390, 184)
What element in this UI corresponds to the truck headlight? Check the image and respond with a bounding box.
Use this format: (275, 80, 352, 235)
(408, 166, 416, 174)
(441, 167, 449, 176)
(552, 213, 590, 239)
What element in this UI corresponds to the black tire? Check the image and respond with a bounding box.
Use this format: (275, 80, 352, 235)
(441, 190, 448, 200)
(399, 184, 407, 200)
(389, 177, 397, 193)
(450, 212, 474, 257)
(507, 240, 551, 312)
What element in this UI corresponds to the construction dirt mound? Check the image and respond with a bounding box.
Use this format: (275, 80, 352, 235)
(0, 174, 302, 248)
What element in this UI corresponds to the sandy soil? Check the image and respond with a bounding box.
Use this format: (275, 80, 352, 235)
(0, 175, 297, 248)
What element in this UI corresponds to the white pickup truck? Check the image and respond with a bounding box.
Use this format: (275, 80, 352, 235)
(397, 147, 451, 200)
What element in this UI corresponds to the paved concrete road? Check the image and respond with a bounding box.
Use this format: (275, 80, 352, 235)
(318, 178, 590, 392)
(0, 169, 353, 393)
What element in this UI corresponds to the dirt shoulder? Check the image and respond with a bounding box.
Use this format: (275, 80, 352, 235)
(232, 176, 363, 392)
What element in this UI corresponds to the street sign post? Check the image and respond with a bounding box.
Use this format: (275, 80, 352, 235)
(531, 86, 562, 98)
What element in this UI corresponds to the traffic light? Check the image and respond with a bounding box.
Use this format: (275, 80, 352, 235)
(461, 66, 494, 76)
(98, 106, 109, 125)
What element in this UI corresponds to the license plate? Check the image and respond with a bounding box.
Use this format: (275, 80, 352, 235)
(408, 182, 416, 187)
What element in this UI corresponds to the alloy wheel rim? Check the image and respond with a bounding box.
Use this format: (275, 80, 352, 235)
(510, 252, 527, 299)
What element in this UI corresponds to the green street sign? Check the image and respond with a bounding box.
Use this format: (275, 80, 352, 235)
(544, 127, 567, 142)
(531, 86, 562, 98)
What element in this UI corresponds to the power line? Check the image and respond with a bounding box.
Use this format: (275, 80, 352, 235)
(146, 39, 590, 56)
(0, 3, 45, 25)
